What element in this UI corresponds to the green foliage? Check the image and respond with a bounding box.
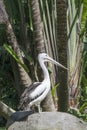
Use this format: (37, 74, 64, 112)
(67, 0, 83, 69)
(80, 38, 87, 100)
(67, 0, 87, 121)
(0, 45, 18, 110)
(4, 44, 29, 72)
(1, 83, 18, 110)
(20, 46, 34, 64)
(0, 25, 7, 45)
(4, 0, 20, 22)
(79, 31, 87, 122)
(51, 84, 59, 97)
(81, 0, 87, 35)
(0, 128, 5, 130)
(69, 107, 87, 122)
(0, 58, 18, 110)
(79, 102, 87, 113)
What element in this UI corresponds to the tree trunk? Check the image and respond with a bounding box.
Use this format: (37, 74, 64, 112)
(6, 21, 32, 94)
(0, 0, 32, 96)
(56, 0, 69, 112)
(30, 0, 45, 53)
(0, 101, 15, 119)
(30, 0, 55, 111)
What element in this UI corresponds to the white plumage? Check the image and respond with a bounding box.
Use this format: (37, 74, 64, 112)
(19, 53, 68, 112)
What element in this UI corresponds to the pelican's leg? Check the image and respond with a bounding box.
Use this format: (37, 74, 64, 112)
(27, 104, 31, 111)
(37, 103, 41, 113)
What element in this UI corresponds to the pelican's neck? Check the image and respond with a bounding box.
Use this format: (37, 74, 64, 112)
(39, 60, 50, 82)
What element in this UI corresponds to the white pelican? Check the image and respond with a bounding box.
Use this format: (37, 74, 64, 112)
(19, 53, 68, 112)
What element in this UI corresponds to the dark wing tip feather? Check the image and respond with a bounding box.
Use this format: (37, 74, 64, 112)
(18, 82, 41, 110)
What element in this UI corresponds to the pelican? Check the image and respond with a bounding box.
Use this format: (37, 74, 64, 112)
(19, 53, 68, 112)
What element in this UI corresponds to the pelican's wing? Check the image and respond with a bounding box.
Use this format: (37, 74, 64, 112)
(18, 82, 41, 110)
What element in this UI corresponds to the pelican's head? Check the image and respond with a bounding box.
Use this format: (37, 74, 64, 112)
(38, 53, 68, 70)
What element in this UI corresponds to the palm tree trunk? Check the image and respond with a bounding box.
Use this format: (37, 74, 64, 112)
(56, 0, 69, 112)
(30, 0, 44, 53)
(30, 0, 55, 111)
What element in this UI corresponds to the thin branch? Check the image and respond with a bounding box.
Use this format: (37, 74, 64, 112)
(0, 101, 15, 119)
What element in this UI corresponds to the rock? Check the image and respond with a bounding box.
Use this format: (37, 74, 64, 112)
(7, 112, 87, 130)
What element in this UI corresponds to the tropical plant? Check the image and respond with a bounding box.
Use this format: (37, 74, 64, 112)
(67, 0, 83, 108)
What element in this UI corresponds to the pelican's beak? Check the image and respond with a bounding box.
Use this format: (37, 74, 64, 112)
(45, 56, 68, 70)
